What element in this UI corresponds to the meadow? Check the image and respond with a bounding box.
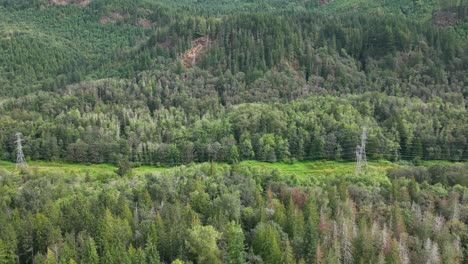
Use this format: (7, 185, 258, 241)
(0, 159, 457, 180)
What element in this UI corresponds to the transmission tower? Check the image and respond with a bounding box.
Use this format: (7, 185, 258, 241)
(360, 127, 368, 169)
(355, 127, 368, 173)
(15, 132, 27, 169)
(355, 145, 362, 173)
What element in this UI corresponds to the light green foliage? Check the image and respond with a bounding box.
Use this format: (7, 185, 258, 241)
(80, 236, 99, 264)
(0, 161, 466, 263)
(0, 239, 15, 264)
(145, 223, 161, 264)
(251, 222, 284, 264)
(186, 225, 222, 264)
(224, 222, 246, 264)
(43, 248, 56, 264)
(0, 1, 466, 263)
(282, 239, 296, 264)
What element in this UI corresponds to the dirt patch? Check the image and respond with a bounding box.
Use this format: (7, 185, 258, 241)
(99, 12, 128, 24)
(137, 18, 152, 29)
(433, 11, 459, 27)
(181, 36, 212, 68)
(49, 0, 92, 7)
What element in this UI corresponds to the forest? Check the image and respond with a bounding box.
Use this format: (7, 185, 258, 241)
(0, 0, 467, 165)
(0, 0, 467, 263)
(0, 162, 467, 263)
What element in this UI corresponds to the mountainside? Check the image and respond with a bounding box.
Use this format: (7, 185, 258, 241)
(0, 0, 467, 165)
(1, 2, 468, 264)
(0, 0, 466, 95)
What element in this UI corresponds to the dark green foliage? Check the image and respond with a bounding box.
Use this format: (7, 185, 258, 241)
(115, 157, 132, 177)
(0, 1, 466, 166)
(1, 90, 466, 165)
(0, 1, 467, 262)
(303, 199, 319, 262)
(388, 163, 468, 187)
(251, 222, 283, 264)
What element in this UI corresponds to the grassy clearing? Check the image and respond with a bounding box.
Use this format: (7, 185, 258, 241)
(238, 160, 398, 178)
(0, 159, 462, 181)
(0, 160, 168, 177)
(0, 160, 393, 178)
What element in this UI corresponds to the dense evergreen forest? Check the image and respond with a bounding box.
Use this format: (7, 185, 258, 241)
(0, 1, 468, 263)
(0, 0, 467, 165)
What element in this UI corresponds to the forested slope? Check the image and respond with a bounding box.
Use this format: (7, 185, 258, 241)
(0, 1, 468, 264)
(0, 0, 467, 165)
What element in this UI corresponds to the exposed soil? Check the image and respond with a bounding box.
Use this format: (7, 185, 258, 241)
(48, 0, 92, 7)
(181, 36, 212, 68)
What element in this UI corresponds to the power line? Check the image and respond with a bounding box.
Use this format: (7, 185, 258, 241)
(133, 142, 466, 166)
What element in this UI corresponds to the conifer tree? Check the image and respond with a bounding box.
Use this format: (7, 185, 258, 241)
(224, 222, 245, 264)
(303, 200, 319, 263)
(145, 223, 161, 264)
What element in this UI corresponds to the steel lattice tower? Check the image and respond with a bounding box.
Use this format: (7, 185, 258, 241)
(15, 132, 27, 169)
(360, 127, 368, 170)
(355, 145, 362, 173)
(355, 127, 368, 173)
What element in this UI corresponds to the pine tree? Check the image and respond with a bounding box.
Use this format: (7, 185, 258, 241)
(310, 136, 325, 160)
(145, 223, 161, 264)
(44, 248, 57, 264)
(240, 137, 255, 160)
(154, 213, 167, 261)
(392, 203, 406, 240)
(224, 222, 245, 264)
(229, 145, 240, 164)
(251, 222, 283, 264)
(0, 239, 15, 264)
(303, 200, 319, 263)
(385, 239, 401, 264)
(282, 239, 295, 264)
(354, 220, 376, 264)
(81, 237, 99, 264)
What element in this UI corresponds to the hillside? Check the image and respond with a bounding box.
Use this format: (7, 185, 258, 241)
(0, 0, 467, 166)
(0, 0, 467, 94)
(0, 1, 468, 263)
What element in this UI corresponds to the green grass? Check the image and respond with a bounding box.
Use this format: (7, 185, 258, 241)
(0, 159, 393, 177)
(0, 160, 168, 177)
(239, 160, 398, 178)
(0, 159, 463, 182)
